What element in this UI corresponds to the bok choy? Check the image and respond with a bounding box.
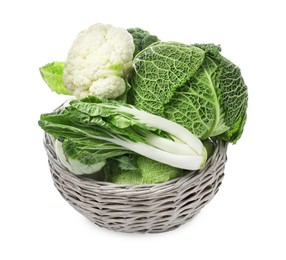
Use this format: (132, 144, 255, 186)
(39, 96, 207, 174)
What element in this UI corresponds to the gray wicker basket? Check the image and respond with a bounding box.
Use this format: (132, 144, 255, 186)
(44, 133, 228, 233)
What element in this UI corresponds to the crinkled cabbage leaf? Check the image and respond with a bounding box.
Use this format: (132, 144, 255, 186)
(130, 42, 248, 143)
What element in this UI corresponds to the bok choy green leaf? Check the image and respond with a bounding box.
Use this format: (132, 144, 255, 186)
(39, 96, 207, 172)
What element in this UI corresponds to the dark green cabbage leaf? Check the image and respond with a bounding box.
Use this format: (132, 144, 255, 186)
(129, 42, 248, 143)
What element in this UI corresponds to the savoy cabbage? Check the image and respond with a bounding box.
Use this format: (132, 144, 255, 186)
(130, 42, 248, 143)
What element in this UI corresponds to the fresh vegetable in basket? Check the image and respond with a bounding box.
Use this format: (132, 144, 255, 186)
(105, 155, 183, 184)
(129, 42, 247, 143)
(40, 24, 159, 99)
(38, 23, 248, 183)
(39, 97, 207, 172)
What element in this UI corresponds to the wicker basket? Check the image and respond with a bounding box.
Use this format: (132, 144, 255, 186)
(44, 133, 228, 233)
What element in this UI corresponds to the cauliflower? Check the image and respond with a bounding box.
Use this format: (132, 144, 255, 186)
(63, 23, 135, 99)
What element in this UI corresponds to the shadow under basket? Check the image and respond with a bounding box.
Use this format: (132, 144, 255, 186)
(44, 133, 228, 233)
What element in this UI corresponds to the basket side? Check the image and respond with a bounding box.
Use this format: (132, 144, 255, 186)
(43, 133, 228, 233)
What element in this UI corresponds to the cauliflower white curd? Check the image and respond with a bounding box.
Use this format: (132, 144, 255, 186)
(63, 23, 135, 99)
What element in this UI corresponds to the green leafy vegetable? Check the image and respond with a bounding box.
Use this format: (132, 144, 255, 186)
(105, 155, 183, 184)
(54, 138, 106, 175)
(127, 28, 160, 57)
(38, 23, 248, 184)
(39, 62, 71, 95)
(130, 42, 248, 143)
(113, 155, 138, 171)
(38, 96, 207, 172)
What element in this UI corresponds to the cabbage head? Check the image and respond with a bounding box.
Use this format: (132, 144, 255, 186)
(127, 27, 160, 57)
(129, 42, 248, 143)
(105, 155, 183, 184)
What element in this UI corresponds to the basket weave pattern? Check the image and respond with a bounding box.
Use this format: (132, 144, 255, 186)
(44, 133, 228, 233)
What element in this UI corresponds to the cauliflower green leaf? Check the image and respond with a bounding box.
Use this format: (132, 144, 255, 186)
(39, 62, 71, 95)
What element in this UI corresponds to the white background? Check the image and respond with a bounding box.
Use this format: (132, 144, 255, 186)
(1, 0, 285, 259)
